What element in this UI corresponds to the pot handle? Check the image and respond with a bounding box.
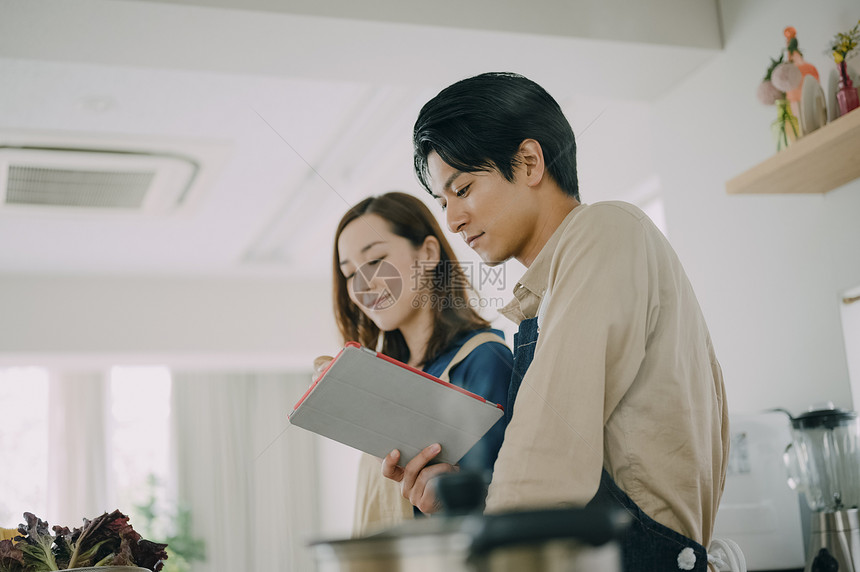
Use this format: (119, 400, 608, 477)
(469, 506, 631, 556)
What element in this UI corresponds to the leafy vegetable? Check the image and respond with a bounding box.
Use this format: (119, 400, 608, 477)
(0, 539, 26, 572)
(130, 540, 168, 572)
(6, 510, 167, 571)
(17, 514, 58, 571)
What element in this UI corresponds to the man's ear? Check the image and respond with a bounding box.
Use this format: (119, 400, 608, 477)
(419, 235, 442, 267)
(518, 139, 546, 187)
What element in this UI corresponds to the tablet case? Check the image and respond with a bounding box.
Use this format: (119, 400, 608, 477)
(288, 342, 504, 466)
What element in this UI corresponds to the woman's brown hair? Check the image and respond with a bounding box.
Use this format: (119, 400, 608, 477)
(332, 191, 490, 365)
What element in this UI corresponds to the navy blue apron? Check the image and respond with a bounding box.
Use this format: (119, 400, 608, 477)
(508, 317, 709, 572)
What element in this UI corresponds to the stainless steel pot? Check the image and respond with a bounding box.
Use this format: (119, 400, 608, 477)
(310, 473, 630, 572)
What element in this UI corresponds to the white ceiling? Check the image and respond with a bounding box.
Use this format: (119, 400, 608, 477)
(0, 0, 722, 278)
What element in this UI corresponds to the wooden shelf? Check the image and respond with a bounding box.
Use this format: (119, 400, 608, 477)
(726, 108, 860, 195)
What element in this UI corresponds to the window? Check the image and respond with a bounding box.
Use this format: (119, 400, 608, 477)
(0, 368, 50, 526)
(109, 366, 172, 519)
(0, 366, 171, 531)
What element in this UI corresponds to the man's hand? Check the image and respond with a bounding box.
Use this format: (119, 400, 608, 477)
(381, 443, 458, 514)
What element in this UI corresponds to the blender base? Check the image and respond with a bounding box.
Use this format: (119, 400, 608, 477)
(805, 509, 860, 572)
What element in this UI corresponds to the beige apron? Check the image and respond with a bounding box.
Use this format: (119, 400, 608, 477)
(351, 332, 506, 537)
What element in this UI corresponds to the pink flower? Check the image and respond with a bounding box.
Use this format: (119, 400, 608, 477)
(771, 62, 802, 92)
(756, 80, 782, 105)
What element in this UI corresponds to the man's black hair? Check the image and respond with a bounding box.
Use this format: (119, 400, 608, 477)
(413, 72, 579, 201)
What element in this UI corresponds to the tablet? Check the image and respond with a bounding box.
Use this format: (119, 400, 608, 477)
(288, 342, 504, 466)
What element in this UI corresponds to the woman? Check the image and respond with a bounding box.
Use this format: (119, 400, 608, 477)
(326, 191, 513, 536)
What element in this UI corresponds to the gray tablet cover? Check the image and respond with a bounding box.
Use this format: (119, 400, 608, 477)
(289, 343, 504, 466)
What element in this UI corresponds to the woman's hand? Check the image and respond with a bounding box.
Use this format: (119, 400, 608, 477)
(381, 443, 458, 514)
(312, 355, 334, 382)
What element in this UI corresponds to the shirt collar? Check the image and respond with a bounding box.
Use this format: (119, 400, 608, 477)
(499, 205, 584, 324)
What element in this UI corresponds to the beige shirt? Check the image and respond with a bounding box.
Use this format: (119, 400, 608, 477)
(485, 201, 729, 547)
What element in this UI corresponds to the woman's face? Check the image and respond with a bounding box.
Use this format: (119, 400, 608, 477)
(337, 213, 434, 332)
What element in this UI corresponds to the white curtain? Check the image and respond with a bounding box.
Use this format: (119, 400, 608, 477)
(171, 371, 320, 572)
(47, 369, 113, 527)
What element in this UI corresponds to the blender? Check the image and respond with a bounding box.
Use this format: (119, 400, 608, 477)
(779, 405, 860, 572)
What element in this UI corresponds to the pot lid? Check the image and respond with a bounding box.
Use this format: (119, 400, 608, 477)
(313, 505, 631, 552)
(469, 506, 631, 555)
(312, 471, 630, 555)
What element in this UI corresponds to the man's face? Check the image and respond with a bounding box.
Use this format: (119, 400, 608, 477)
(426, 151, 536, 266)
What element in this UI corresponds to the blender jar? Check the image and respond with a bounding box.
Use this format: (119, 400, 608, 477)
(783, 407, 860, 511)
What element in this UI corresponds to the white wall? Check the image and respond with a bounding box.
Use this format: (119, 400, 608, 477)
(841, 284, 860, 412)
(652, 0, 860, 414)
(0, 274, 340, 369)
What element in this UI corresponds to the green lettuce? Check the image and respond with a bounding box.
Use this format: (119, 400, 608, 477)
(9, 510, 167, 572)
(17, 514, 58, 571)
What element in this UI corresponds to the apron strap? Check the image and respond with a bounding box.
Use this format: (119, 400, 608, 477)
(438, 332, 507, 382)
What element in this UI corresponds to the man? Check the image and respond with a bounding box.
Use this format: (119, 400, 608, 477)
(382, 72, 729, 571)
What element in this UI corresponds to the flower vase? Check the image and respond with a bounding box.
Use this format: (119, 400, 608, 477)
(836, 61, 859, 116)
(786, 51, 819, 119)
(772, 99, 800, 151)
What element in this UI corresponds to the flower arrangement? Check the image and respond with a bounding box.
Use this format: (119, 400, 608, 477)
(829, 19, 860, 64)
(757, 53, 802, 105)
(757, 27, 810, 150)
(829, 19, 860, 116)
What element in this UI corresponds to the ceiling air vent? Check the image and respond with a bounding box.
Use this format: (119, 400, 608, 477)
(0, 146, 198, 213)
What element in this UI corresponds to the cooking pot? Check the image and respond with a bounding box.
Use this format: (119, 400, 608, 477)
(310, 472, 630, 572)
